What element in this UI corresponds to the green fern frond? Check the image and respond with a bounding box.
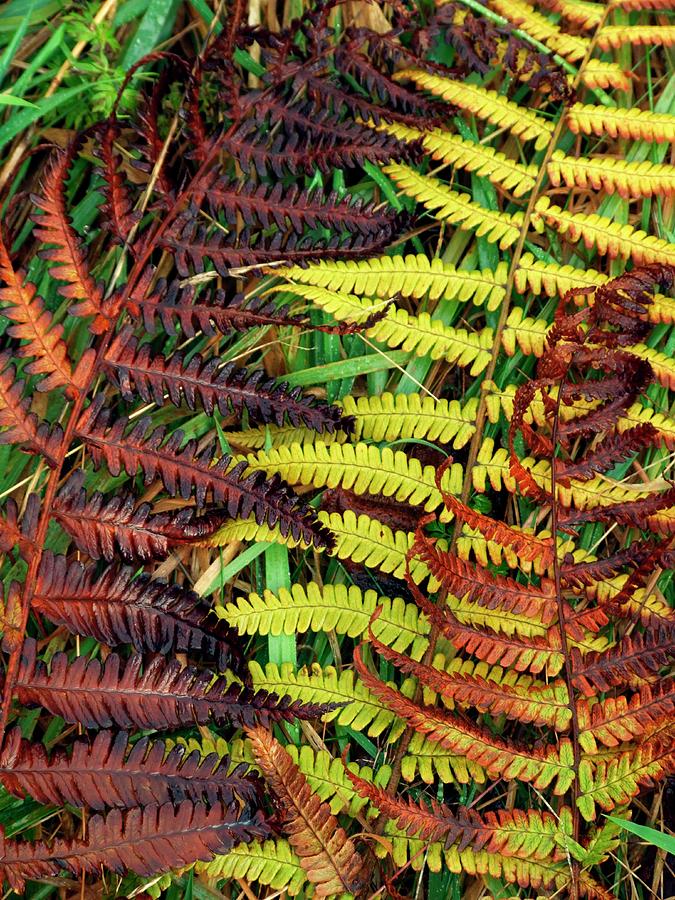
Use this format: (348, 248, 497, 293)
(394, 69, 554, 148)
(402, 732, 487, 785)
(198, 839, 306, 896)
(220, 583, 429, 660)
(273, 253, 507, 309)
(384, 164, 527, 249)
(248, 660, 411, 737)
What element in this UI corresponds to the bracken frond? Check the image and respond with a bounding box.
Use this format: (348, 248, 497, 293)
(16, 638, 332, 731)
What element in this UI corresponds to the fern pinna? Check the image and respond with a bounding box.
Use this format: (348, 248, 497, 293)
(0, 1, 442, 890)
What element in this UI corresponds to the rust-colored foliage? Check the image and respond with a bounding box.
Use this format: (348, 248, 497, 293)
(247, 725, 367, 898)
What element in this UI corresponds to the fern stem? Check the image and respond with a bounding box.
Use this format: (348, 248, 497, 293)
(382, 3, 613, 805)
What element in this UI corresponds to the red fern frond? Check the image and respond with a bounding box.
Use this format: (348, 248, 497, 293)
(94, 119, 141, 250)
(104, 327, 351, 434)
(0, 801, 268, 892)
(53, 471, 228, 562)
(76, 399, 333, 548)
(0, 728, 261, 810)
(579, 681, 675, 749)
(16, 639, 334, 730)
(571, 624, 675, 696)
(247, 726, 366, 898)
(31, 552, 244, 673)
(0, 355, 62, 465)
(555, 425, 661, 483)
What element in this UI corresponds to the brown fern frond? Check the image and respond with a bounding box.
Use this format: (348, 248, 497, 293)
(104, 327, 351, 434)
(579, 681, 675, 749)
(247, 725, 366, 898)
(16, 639, 334, 730)
(0, 801, 269, 892)
(31, 552, 244, 673)
(0, 728, 261, 810)
(76, 399, 333, 548)
(53, 471, 229, 563)
(94, 119, 141, 251)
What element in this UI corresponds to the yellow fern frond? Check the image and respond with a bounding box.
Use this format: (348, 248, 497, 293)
(487, 0, 631, 89)
(597, 25, 675, 50)
(515, 253, 605, 298)
(567, 102, 675, 143)
(239, 440, 464, 512)
(285, 745, 392, 816)
(547, 150, 675, 199)
(341, 392, 479, 447)
(393, 69, 554, 149)
(221, 423, 343, 451)
(274, 254, 507, 308)
(489, 0, 588, 60)
(384, 164, 526, 249)
(202, 516, 308, 548)
(538, 0, 603, 29)
(501, 307, 549, 357)
(403, 732, 487, 785)
(220, 582, 429, 660)
(199, 839, 306, 896)
(616, 0, 675, 8)
(533, 196, 675, 266)
(317, 510, 432, 584)
(275, 282, 493, 373)
(249, 660, 410, 736)
(382, 123, 537, 198)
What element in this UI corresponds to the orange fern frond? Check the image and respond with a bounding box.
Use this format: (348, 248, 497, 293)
(246, 726, 366, 898)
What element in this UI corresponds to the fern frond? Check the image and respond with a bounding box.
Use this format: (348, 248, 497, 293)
(489, 0, 587, 60)
(31, 552, 241, 672)
(402, 732, 486, 785)
(239, 440, 463, 513)
(286, 745, 391, 817)
(0, 802, 267, 893)
(547, 150, 675, 199)
(394, 69, 554, 148)
(16, 638, 331, 731)
(274, 254, 508, 309)
(533, 197, 675, 265)
(249, 660, 409, 737)
(246, 726, 366, 899)
(0, 225, 80, 394)
(342, 392, 479, 447)
(620, 342, 675, 390)
(567, 102, 675, 143)
(538, 0, 603, 29)
(502, 307, 549, 357)
(0, 356, 61, 465)
(278, 282, 493, 372)
(77, 399, 332, 549)
(31, 148, 105, 326)
(578, 735, 675, 822)
(380, 123, 537, 198)
(384, 164, 525, 249)
(579, 682, 675, 752)
(597, 25, 675, 50)
(221, 583, 429, 660)
(104, 328, 347, 433)
(0, 728, 259, 810)
(354, 647, 574, 792)
(199, 838, 305, 896)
